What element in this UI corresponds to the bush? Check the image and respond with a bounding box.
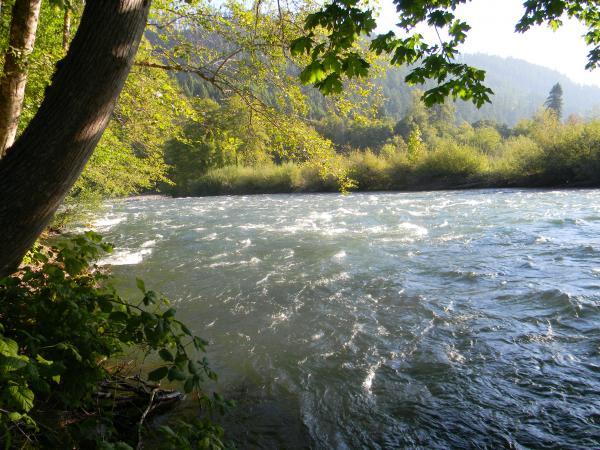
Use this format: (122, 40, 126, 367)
(168, 118, 600, 194)
(540, 121, 600, 184)
(190, 162, 345, 195)
(0, 232, 227, 448)
(346, 150, 391, 190)
(492, 135, 545, 180)
(468, 126, 502, 155)
(191, 164, 296, 195)
(292, 164, 340, 192)
(386, 152, 412, 189)
(416, 142, 487, 183)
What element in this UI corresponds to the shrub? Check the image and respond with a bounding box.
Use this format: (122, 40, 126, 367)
(171, 118, 600, 194)
(346, 150, 390, 190)
(492, 135, 545, 180)
(468, 126, 502, 155)
(540, 120, 600, 184)
(385, 151, 412, 189)
(191, 164, 296, 195)
(0, 232, 227, 448)
(416, 142, 487, 183)
(293, 164, 340, 192)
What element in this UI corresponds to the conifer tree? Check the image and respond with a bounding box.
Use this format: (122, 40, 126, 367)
(545, 83, 564, 119)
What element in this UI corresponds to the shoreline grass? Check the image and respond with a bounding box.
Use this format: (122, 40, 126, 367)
(165, 116, 600, 197)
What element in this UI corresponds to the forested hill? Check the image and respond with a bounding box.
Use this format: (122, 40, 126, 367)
(381, 53, 600, 125)
(148, 23, 600, 127)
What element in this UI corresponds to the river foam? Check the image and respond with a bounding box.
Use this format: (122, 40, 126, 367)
(94, 190, 600, 449)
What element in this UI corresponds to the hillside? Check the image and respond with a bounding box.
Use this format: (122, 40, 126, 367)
(380, 53, 600, 125)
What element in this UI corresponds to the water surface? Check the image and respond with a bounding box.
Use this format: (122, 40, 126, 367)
(95, 190, 600, 448)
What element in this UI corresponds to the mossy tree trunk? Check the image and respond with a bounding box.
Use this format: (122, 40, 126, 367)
(0, 0, 152, 277)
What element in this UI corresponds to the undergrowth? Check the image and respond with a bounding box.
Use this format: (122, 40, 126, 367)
(0, 232, 230, 449)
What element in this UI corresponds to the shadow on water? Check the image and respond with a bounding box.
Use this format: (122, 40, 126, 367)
(152, 381, 313, 449)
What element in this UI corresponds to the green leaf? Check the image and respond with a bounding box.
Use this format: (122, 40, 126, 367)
(159, 425, 178, 439)
(109, 311, 129, 322)
(35, 354, 53, 366)
(143, 291, 158, 306)
(180, 323, 192, 336)
(0, 356, 28, 372)
(322, 53, 342, 72)
(168, 366, 187, 381)
(136, 278, 146, 293)
(0, 337, 19, 357)
(315, 73, 343, 95)
(162, 308, 176, 320)
(342, 53, 369, 78)
(193, 336, 208, 352)
(188, 360, 199, 375)
(148, 366, 169, 381)
(7, 385, 35, 412)
(290, 36, 313, 56)
(7, 412, 22, 422)
(184, 377, 195, 393)
(300, 61, 326, 85)
(98, 299, 114, 313)
(158, 349, 174, 362)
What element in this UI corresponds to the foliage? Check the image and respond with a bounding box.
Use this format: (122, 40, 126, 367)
(407, 127, 427, 164)
(492, 135, 545, 179)
(0, 232, 227, 448)
(464, 125, 502, 155)
(346, 150, 390, 190)
(159, 419, 232, 450)
(3, 0, 600, 218)
(142, 0, 370, 198)
(181, 116, 600, 194)
(7, 5, 192, 226)
(378, 54, 600, 127)
(416, 141, 488, 181)
(316, 117, 394, 151)
(188, 162, 340, 196)
(292, 0, 599, 107)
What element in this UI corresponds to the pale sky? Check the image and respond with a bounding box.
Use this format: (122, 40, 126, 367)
(376, 0, 600, 87)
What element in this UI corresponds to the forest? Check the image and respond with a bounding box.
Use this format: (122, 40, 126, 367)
(0, 0, 597, 223)
(0, 0, 599, 448)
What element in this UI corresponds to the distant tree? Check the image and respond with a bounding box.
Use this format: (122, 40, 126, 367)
(394, 90, 432, 140)
(407, 126, 426, 163)
(545, 83, 564, 119)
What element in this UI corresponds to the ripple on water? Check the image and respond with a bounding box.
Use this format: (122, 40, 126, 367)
(92, 190, 600, 449)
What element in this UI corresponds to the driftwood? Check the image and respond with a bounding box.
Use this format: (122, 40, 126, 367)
(96, 374, 184, 430)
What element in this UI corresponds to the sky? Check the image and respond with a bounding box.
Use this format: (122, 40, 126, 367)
(375, 0, 600, 87)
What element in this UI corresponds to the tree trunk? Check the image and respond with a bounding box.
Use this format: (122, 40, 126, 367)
(0, 0, 42, 155)
(62, 8, 71, 51)
(0, 0, 151, 277)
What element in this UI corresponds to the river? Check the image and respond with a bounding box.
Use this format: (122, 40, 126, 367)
(93, 189, 600, 448)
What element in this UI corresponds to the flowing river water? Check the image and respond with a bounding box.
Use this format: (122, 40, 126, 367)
(93, 190, 600, 448)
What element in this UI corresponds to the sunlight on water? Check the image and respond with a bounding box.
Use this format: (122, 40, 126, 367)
(94, 190, 600, 448)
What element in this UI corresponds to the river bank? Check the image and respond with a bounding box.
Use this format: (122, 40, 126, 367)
(169, 151, 600, 197)
(160, 117, 600, 197)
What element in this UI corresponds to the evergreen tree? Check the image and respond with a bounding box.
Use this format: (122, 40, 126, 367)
(545, 83, 564, 119)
